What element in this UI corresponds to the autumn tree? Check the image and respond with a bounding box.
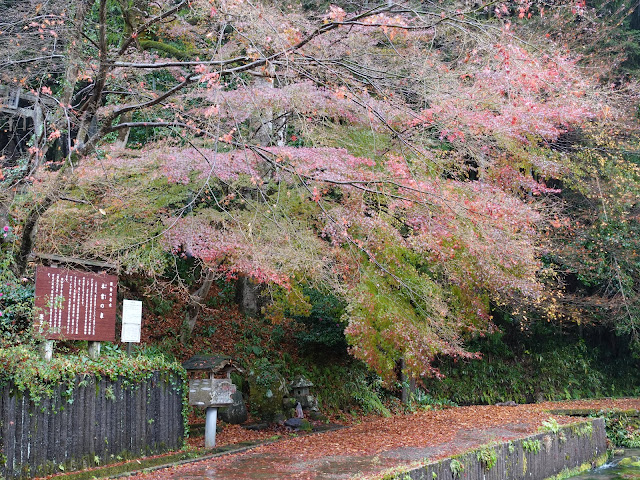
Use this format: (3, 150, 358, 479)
(1, 0, 638, 379)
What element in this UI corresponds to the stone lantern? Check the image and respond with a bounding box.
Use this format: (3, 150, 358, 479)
(289, 376, 318, 411)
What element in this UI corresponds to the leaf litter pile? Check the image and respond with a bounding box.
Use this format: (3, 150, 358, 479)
(127, 398, 640, 480)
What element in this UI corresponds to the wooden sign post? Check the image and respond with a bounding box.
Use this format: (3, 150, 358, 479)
(34, 266, 118, 358)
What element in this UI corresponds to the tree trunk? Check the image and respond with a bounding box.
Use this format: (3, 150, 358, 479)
(10, 2, 94, 270)
(13, 160, 72, 275)
(114, 112, 132, 148)
(232, 68, 282, 316)
(14, 190, 59, 276)
(181, 268, 216, 343)
(399, 358, 416, 405)
(253, 64, 286, 146)
(235, 276, 264, 317)
(61, 1, 96, 107)
(631, 0, 640, 30)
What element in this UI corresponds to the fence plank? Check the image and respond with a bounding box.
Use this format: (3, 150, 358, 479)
(0, 373, 183, 480)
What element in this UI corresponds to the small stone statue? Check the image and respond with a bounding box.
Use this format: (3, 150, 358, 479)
(296, 402, 304, 418)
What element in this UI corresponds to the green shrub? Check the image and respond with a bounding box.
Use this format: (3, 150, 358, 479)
(422, 322, 640, 405)
(409, 387, 458, 410)
(476, 446, 497, 470)
(0, 241, 35, 343)
(450, 459, 464, 477)
(292, 288, 348, 355)
(284, 360, 391, 415)
(597, 411, 640, 447)
(348, 372, 391, 416)
(539, 418, 561, 434)
(522, 439, 541, 454)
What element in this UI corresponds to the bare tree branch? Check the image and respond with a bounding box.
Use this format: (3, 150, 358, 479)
(109, 56, 249, 69)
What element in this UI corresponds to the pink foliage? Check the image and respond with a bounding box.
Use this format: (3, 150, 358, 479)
(162, 216, 292, 287)
(190, 81, 407, 129)
(150, 139, 544, 310)
(156, 145, 376, 186)
(410, 41, 598, 151)
(402, 180, 542, 297)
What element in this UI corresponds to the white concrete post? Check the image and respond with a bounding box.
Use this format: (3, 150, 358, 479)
(205, 407, 218, 448)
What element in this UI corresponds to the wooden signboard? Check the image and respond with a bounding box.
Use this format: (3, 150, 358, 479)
(188, 379, 236, 408)
(34, 266, 118, 341)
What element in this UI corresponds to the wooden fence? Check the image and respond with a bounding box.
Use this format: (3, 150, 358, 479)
(0, 371, 184, 479)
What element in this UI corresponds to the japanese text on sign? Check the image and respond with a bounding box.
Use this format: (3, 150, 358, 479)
(34, 266, 118, 341)
(188, 379, 236, 407)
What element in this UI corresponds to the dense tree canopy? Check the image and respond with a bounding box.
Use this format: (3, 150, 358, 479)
(1, 0, 639, 381)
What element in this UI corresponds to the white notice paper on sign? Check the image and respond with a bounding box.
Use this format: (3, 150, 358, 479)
(121, 299, 143, 343)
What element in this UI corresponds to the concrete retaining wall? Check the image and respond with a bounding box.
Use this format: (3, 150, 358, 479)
(384, 418, 607, 480)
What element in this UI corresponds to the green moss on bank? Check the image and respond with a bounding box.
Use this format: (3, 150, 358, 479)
(543, 452, 610, 480)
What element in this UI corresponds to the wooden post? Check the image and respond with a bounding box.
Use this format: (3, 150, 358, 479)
(88, 341, 101, 359)
(126, 342, 133, 356)
(40, 262, 58, 361)
(40, 340, 54, 361)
